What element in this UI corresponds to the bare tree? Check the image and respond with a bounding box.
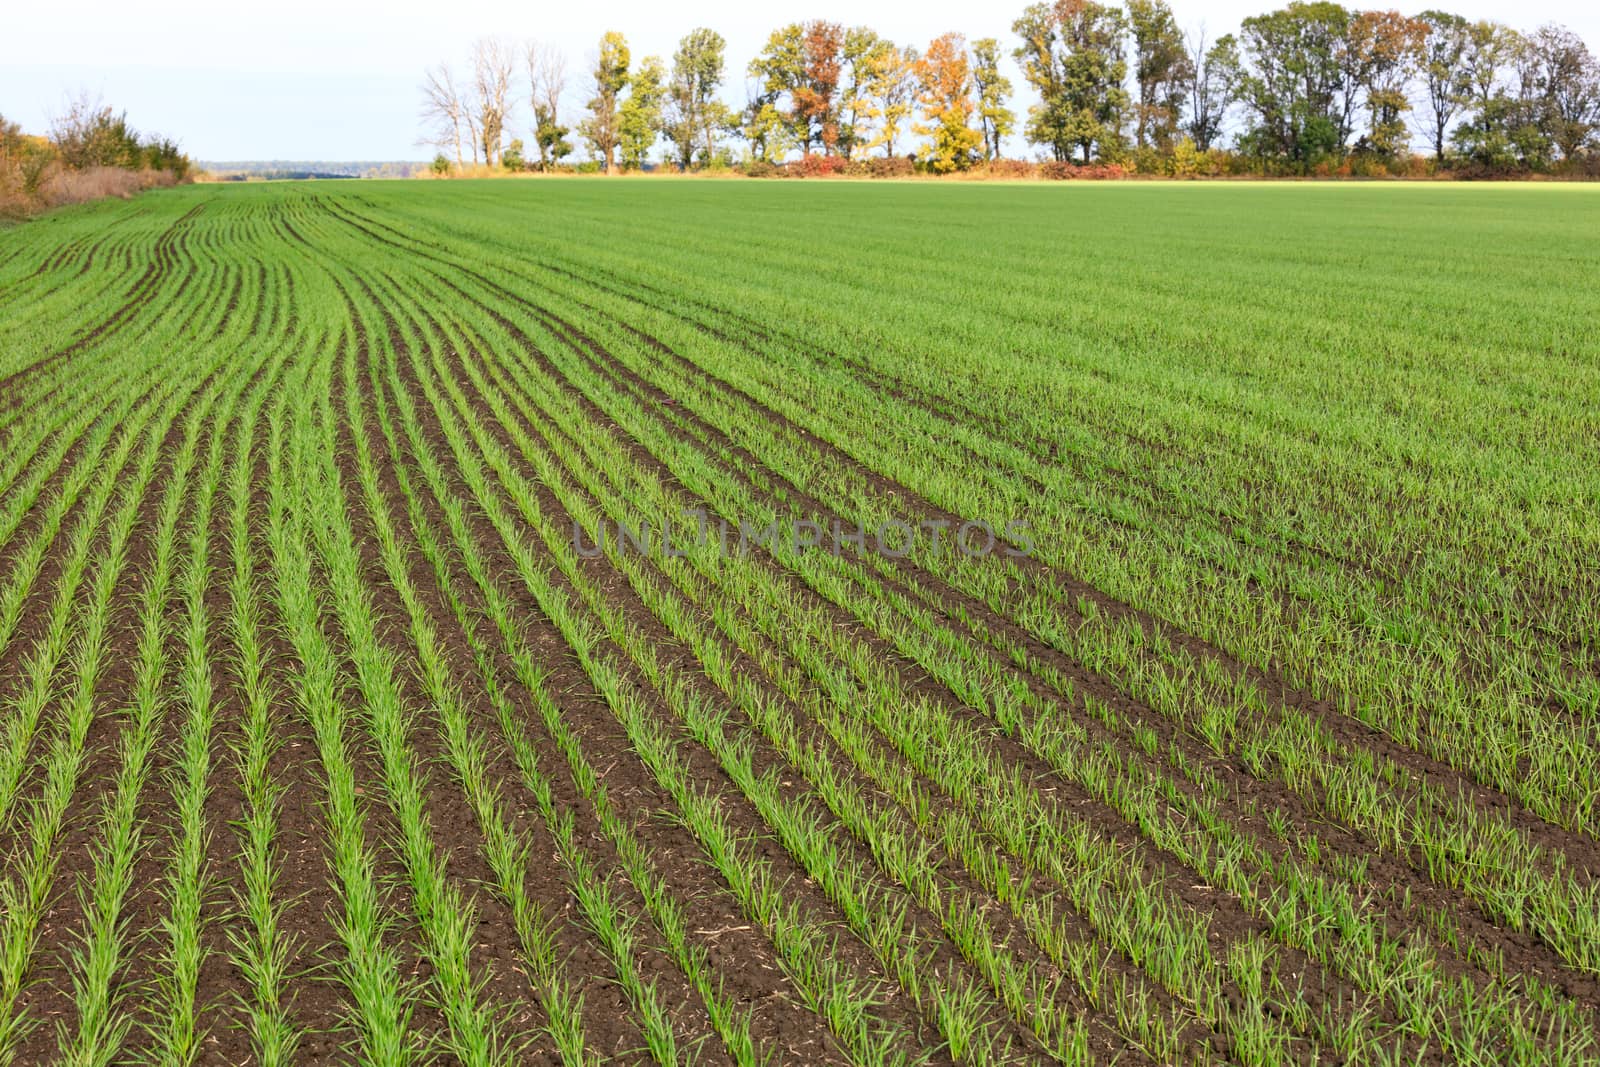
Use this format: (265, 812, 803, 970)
(472, 37, 515, 167)
(1184, 27, 1239, 152)
(420, 63, 467, 164)
(526, 41, 570, 170)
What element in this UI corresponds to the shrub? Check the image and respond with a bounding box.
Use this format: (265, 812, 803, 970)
(1169, 139, 1201, 178)
(847, 155, 916, 179)
(38, 166, 178, 208)
(740, 159, 783, 178)
(1127, 147, 1170, 176)
(982, 158, 1035, 180)
(51, 96, 143, 170)
(789, 153, 850, 178)
(1038, 161, 1128, 180)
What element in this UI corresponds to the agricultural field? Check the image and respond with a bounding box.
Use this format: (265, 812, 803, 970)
(0, 178, 1597, 1066)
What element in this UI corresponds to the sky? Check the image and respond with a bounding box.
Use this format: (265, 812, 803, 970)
(4, 0, 1599, 161)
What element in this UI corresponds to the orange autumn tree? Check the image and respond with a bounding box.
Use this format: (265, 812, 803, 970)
(915, 33, 983, 172)
(795, 21, 846, 155)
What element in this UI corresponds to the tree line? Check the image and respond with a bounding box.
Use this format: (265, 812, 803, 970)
(1, 95, 193, 217)
(419, 1, 1600, 177)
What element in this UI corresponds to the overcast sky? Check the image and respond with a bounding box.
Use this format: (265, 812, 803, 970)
(4, 1, 1598, 161)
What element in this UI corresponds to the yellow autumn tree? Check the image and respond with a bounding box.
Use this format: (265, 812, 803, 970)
(859, 44, 920, 157)
(914, 33, 982, 172)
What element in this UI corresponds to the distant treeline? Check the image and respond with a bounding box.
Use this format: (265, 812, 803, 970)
(1, 94, 193, 218)
(421, 1, 1600, 178)
(202, 161, 427, 181)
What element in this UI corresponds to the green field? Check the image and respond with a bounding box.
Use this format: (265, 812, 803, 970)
(0, 178, 1598, 1064)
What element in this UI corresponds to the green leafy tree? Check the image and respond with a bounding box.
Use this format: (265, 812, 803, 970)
(664, 29, 732, 169)
(1012, 0, 1130, 163)
(1419, 11, 1472, 159)
(502, 138, 526, 170)
(535, 113, 574, 168)
(741, 98, 796, 162)
(1528, 24, 1600, 161)
(748, 23, 807, 155)
(618, 55, 666, 169)
(526, 42, 573, 170)
(1233, 2, 1354, 169)
(971, 38, 1015, 160)
(1452, 21, 1522, 166)
(1128, 0, 1192, 151)
(582, 31, 630, 172)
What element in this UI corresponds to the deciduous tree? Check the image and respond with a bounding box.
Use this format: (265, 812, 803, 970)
(1347, 10, 1427, 157)
(526, 41, 572, 170)
(1452, 21, 1521, 165)
(471, 37, 515, 167)
(420, 63, 467, 165)
(971, 38, 1015, 159)
(1012, 0, 1130, 163)
(582, 31, 631, 173)
(840, 28, 890, 159)
(1183, 29, 1239, 151)
(741, 97, 795, 161)
(1233, 2, 1354, 168)
(859, 44, 920, 157)
(618, 55, 666, 169)
(915, 33, 983, 171)
(747, 24, 806, 155)
(798, 21, 846, 154)
(1128, 0, 1192, 150)
(1419, 11, 1471, 159)
(664, 29, 731, 169)
(749, 21, 851, 156)
(1528, 24, 1600, 161)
